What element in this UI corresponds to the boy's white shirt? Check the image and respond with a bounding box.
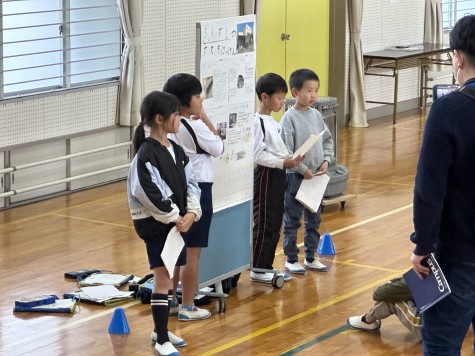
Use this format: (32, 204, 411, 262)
(253, 113, 290, 169)
(168, 116, 224, 183)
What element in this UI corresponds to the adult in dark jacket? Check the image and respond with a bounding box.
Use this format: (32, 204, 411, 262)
(410, 15, 475, 355)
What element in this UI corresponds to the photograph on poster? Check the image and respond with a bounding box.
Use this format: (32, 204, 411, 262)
(202, 76, 214, 99)
(234, 149, 246, 160)
(236, 22, 254, 54)
(229, 113, 237, 128)
(237, 74, 244, 88)
(216, 122, 227, 140)
(241, 126, 251, 142)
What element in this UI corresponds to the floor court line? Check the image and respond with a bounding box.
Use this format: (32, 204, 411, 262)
(348, 178, 414, 187)
(2, 300, 141, 351)
(320, 259, 404, 273)
(52, 213, 133, 229)
(200, 272, 402, 356)
(280, 325, 351, 355)
(275, 203, 413, 257)
(0, 192, 125, 227)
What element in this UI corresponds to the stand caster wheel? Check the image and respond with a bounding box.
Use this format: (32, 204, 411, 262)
(271, 274, 284, 289)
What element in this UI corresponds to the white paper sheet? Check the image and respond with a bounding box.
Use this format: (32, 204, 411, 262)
(161, 226, 185, 279)
(292, 129, 327, 159)
(81, 285, 130, 299)
(78, 273, 130, 286)
(295, 174, 330, 213)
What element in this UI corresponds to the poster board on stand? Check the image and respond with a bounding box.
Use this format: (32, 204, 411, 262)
(195, 15, 256, 287)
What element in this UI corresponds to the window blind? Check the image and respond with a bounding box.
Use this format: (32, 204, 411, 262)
(0, 0, 121, 100)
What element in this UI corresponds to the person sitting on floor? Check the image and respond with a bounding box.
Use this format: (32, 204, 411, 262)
(347, 276, 475, 352)
(347, 277, 421, 338)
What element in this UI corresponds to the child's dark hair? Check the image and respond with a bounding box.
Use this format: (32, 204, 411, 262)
(255, 73, 288, 101)
(132, 91, 181, 155)
(163, 73, 202, 107)
(289, 69, 320, 90)
(450, 15, 475, 67)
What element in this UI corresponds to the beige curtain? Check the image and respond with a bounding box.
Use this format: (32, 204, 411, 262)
(117, 0, 145, 126)
(424, 0, 444, 71)
(348, 0, 368, 127)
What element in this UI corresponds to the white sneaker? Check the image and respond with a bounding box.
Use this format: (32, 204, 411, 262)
(347, 315, 381, 331)
(151, 331, 186, 347)
(304, 259, 328, 271)
(250, 271, 274, 283)
(155, 341, 180, 355)
(278, 272, 292, 281)
(285, 261, 306, 274)
(178, 306, 211, 321)
(169, 303, 180, 316)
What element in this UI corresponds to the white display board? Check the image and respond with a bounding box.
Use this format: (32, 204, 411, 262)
(196, 15, 256, 211)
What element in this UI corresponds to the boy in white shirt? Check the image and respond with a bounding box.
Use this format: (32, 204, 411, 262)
(251, 73, 302, 283)
(163, 73, 224, 321)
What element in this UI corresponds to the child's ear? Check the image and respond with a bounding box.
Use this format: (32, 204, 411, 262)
(154, 114, 162, 125)
(291, 87, 299, 98)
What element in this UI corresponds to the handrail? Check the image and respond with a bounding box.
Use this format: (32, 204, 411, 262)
(0, 142, 131, 174)
(0, 164, 130, 199)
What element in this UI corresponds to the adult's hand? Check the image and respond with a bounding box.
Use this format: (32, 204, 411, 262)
(411, 253, 430, 279)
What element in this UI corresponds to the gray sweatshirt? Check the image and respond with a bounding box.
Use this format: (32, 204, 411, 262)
(280, 107, 334, 175)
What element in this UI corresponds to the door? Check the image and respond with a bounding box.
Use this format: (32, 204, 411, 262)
(285, 0, 330, 94)
(256, 0, 330, 118)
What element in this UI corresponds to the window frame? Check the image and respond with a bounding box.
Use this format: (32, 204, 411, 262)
(442, 0, 475, 32)
(0, 0, 122, 101)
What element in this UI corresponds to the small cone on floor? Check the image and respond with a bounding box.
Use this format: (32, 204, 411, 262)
(108, 307, 130, 334)
(317, 233, 336, 255)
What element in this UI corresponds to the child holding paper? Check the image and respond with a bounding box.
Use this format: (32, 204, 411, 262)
(127, 91, 202, 356)
(280, 68, 334, 274)
(163, 73, 223, 321)
(251, 73, 303, 283)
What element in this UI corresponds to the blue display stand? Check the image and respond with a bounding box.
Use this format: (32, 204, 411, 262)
(198, 201, 251, 288)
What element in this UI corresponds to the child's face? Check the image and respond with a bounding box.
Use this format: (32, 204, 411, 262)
(162, 111, 181, 134)
(263, 91, 286, 113)
(293, 79, 319, 108)
(187, 93, 203, 116)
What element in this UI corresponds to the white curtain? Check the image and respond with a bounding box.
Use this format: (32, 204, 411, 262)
(117, 0, 145, 126)
(348, 0, 368, 127)
(424, 0, 444, 71)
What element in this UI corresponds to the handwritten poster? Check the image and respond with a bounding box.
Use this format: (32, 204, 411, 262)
(196, 15, 256, 211)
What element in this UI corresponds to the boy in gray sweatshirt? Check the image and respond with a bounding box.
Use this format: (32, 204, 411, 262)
(280, 68, 334, 274)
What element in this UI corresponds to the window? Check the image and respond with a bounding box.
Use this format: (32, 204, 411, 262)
(0, 0, 121, 100)
(442, 0, 475, 31)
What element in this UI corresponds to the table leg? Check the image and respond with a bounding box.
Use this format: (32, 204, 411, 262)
(419, 64, 424, 108)
(393, 65, 399, 125)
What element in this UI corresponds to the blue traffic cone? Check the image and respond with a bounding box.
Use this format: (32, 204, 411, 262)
(317, 233, 336, 255)
(108, 307, 130, 334)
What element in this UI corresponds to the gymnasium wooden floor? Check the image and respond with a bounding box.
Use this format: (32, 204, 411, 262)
(1, 110, 474, 356)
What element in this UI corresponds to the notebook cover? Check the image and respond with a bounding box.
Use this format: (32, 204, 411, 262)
(403, 253, 451, 313)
